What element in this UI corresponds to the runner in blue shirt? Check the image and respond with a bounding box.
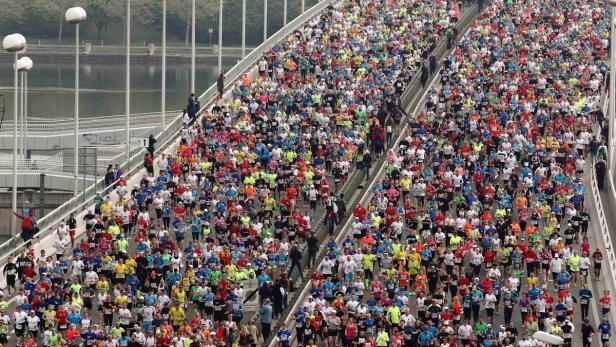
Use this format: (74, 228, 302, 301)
(277, 327, 292, 347)
(598, 318, 611, 345)
(418, 329, 433, 346)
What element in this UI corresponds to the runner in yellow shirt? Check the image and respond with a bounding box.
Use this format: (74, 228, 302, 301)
(569, 251, 581, 285)
(113, 260, 127, 284)
(362, 252, 376, 281)
(169, 302, 186, 330)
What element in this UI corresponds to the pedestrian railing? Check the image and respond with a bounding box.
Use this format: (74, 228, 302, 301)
(0, 111, 180, 135)
(3, 43, 251, 57)
(0, 152, 64, 173)
(589, 157, 616, 325)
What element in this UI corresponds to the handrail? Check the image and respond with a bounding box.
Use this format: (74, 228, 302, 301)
(0, 111, 181, 135)
(593, 78, 616, 327)
(0, 152, 64, 172)
(1, 44, 251, 56)
(589, 161, 616, 325)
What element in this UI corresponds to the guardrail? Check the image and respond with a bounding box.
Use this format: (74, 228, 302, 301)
(589, 158, 616, 329)
(587, 66, 616, 332)
(0, 152, 64, 173)
(2, 44, 251, 56)
(265, 4, 480, 346)
(0, 111, 180, 135)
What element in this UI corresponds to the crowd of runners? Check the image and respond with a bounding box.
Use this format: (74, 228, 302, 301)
(282, 0, 616, 346)
(0, 0, 469, 346)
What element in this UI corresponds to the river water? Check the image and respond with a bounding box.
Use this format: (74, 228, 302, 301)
(0, 58, 231, 120)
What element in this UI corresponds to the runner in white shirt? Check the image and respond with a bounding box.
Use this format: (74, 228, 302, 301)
(321, 258, 335, 277)
(458, 320, 473, 342)
(26, 311, 40, 337)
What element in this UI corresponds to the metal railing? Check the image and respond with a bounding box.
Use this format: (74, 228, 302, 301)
(589, 78, 616, 326)
(0, 152, 64, 173)
(2, 44, 252, 57)
(589, 158, 616, 326)
(0, 111, 180, 135)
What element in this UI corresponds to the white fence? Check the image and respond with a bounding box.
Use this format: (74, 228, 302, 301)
(0, 111, 179, 135)
(0, 152, 63, 173)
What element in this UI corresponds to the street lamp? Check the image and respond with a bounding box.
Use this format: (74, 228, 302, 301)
(218, 0, 223, 75)
(162, 0, 166, 127)
(610, 0, 616, 172)
(22, 57, 32, 157)
(191, 0, 196, 94)
(66, 6, 87, 197)
(3, 33, 27, 237)
(264, 0, 268, 42)
(208, 28, 213, 46)
(242, 0, 246, 58)
(302, 0, 305, 13)
(17, 57, 33, 159)
(283, 0, 287, 26)
(126, 0, 131, 164)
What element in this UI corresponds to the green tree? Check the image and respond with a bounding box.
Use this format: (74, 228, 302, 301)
(84, 0, 123, 42)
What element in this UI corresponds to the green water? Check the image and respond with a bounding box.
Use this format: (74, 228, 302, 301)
(0, 57, 231, 120)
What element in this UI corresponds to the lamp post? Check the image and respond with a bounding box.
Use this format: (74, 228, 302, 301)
(218, 0, 223, 75)
(162, 0, 166, 127)
(191, 0, 196, 94)
(208, 28, 213, 46)
(242, 0, 246, 58)
(17, 57, 32, 159)
(283, 0, 287, 26)
(610, 0, 616, 173)
(3, 33, 27, 237)
(126, 0, 131, 164)
(302, 0, 305, 13)
(264, 0, 268, 42)
(19, 62, 24, 158)
(24, 59, 30, 156)
(66, 6, 87, 196)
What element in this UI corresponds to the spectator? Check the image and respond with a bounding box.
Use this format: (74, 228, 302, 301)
(595, 157, 607, 190)
(186, 93, 196, 120)
(260, 299, 273, 341)
(14, 210, 36, 246)
(147, 134, 156, 156)
(288, 245, 304, 281)
(217, 71, 225, 99)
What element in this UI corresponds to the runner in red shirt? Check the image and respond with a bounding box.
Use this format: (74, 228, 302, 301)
(600, 290, 611, 316)
(55, 307, 68, 331)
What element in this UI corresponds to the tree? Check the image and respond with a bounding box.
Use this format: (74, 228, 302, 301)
(84, 0, 123, 42)
(55, 0, 77, 44)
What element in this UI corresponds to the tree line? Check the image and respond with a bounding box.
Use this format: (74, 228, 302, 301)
(0, 0, 316, 46)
